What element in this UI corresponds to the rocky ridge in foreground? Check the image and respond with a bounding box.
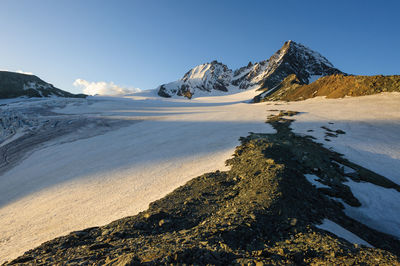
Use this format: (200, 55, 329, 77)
(6, 111, 400, 265)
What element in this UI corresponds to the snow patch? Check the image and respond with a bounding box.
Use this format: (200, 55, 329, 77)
(342, 180, 400, 239)
(288, 94, 400, 185)
(317, 219, 373, 247)
(333, 161, 357, 174)
(304, 174, 330, 189)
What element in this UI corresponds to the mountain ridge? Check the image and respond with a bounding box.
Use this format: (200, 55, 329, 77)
(157, 41, 343, 99)
(0, 71, 86, 99)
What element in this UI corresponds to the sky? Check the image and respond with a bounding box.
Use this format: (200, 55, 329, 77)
(1, 0, 400, 94)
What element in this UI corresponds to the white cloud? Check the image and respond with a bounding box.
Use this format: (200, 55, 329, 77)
(73, 79, 141, 96)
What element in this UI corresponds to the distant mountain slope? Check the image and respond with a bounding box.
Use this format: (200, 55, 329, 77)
(256, 74, 400, 102)
(157, 41, 343, 99)
(0, 71, 86, 99)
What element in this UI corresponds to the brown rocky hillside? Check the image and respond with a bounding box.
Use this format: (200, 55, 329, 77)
(255, 74, 400, 102)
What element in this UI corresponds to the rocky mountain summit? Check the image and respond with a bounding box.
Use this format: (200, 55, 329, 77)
(157, 41, 343, 98)
(0, 71, 85, 99)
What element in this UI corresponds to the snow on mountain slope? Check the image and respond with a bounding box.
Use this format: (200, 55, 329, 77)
(157, 41, 343, 99)
(157, 61, 232, 99)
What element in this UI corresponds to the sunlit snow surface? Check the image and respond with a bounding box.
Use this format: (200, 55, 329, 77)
(285, 93, 400, 239)
(286, 93, 400, 185)
(0, 88, 271, 263)
(0, 91, 399, 262)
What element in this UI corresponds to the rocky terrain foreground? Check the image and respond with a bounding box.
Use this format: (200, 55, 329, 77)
(7, 111, 400, 265)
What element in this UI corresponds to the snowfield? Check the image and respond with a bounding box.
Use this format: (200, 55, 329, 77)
(280, 93, 400, 239)
(285, 93, 400, 185)
(0, 88, 271, 263)
(0, 91, 400, 262)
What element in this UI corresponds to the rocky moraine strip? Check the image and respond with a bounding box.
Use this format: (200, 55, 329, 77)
(6, 111, 400, 265)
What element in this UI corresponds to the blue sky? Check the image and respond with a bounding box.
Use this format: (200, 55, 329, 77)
(1, 0, 399, 94)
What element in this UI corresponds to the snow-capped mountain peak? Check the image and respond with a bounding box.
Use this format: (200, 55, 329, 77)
(265, 40, 339, 83)
(232, 40, 342, 92)
(158, 60, 232, 99)
(157, 41, 343, 99)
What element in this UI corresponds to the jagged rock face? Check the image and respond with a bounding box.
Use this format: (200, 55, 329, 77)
(0, 71, 85, 99)
(157, 61, 232, 99)
(231, 60, 270, 90)
(157, 41, 343, 99)
(259, 41, 343, 91)
(232, 41, 343, 92)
